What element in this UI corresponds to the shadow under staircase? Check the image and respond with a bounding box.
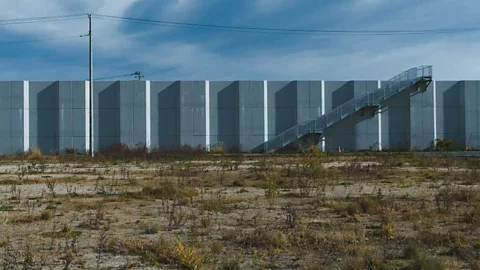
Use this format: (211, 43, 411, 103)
(253, 65, 433, 153)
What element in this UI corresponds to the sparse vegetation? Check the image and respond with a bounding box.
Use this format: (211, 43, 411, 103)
(0, 151, 477, 268)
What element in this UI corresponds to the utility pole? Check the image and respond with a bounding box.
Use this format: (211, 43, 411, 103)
(134, 71, 144, 81)
(88, 14, 94, 157)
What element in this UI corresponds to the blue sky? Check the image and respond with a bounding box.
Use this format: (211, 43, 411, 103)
(0, 0, 479, 80)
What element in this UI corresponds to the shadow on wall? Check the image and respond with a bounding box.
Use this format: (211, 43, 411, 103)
(331, 81, 356, 150)
(218, 81, 240, 151)
(324, 81, 358, 151)
(37, 82, 59, 154)
(275, 81, 297, 134)
(98, 82, 121, 150)
(385, 90, 411, 150)
(443, 81, 465, 150)
(158, 81, 181, 148)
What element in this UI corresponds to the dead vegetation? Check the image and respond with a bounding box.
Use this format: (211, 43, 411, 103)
(0, 148, 478, 269)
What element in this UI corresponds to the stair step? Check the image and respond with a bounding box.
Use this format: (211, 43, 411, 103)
(255, 66, 432, 153)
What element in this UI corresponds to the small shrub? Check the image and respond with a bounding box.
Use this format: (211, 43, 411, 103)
(125, 183, 198, 202)
(340, 255, 388, 270)
(430, 138, 456, 151)
(381, 222, 394, 240)
(220, 257, 241, 270)
(160, 200, 189, 230)
(42, 229, 82, 239)
(264, 175, 279, 200)
(340, 257, 364, 270)
(418, 230, 464, 248)
(210, 142, 224, 154)
(64, 148, 80, 155)
(210, 242, 223, 254)
(0, 237, 8, 248)
(0, 205, 12, 211)
(27, 148, 43, 160)
(404, 244, 420, 260)
(139, 222, 159, 234)
(344, 203, 359, 216)
(335, 197, 383, 216)
(283, 204, 297, 229)
(357, 197, 383, 215)
(62, 223, 73, 234)
(174, 235, 208, 270)
(233, 229, 288, 250)
(200, 200, 232, 214)
(40, 210, 53, 221)
(145, 236, 207, 269)
(464, 205, 480, 224)
(435, 187, 476, 211)
(231, 179, 244, 187)
(406, 255, 446, 270)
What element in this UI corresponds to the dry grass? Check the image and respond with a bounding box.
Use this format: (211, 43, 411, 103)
(0, 151, 478, 268)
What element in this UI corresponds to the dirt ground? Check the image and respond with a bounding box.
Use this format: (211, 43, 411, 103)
(0, 151, 479, 269)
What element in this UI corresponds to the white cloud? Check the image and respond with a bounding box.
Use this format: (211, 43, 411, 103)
(125, 36, 480, 81)
(0, 1, 136, 46)
(0, 0, 478, 81)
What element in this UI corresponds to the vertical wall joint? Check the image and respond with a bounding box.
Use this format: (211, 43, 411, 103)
(264, 80, 268, 143)
(378, 80, 382, 151)
(205, 81, 210, 151)
(146, 81, 151, 151)
(321, 80, 325, 152)
(85, 81, 90, 153)
(433, 80, 437, 145)
(23, 81, 29, 152)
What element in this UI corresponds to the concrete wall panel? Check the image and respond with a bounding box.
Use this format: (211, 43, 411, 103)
(29, 81, 59, 153)
(476, 81, 480, 149)
(150, 81, 180, 149)
(380, 83, 411, 150)
(0, 78, 479, 154)
(435, 81, 466, 149)
(409, 82, 434, 150)
(209, 81, 239, 150)
(180, 81, 206, 148)
(239, 81, 264, 150)
(94, 81, 120, 150)
(465, 81, 478, 149)
(0, 81, 24, 154)
(267, 81, 297, 138)
(324, 81, 379, 151)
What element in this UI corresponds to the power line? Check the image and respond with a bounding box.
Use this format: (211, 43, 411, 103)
(92, 14, 480, 36)
(1, 13, 478, 36)
(0, 35, 85, 45)
(0, 14, 86, 25)
(94, 73, 139, 81)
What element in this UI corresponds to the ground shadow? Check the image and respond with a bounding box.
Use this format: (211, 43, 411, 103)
(37, 82, 59, 154)
(98, 82, 121, 150)
(218, 81, 240, 151)
(158, 81, 181, 148)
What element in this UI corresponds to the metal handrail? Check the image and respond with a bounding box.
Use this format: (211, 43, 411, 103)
(261, 65, 432, 152)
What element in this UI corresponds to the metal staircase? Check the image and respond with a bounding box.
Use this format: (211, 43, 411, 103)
(253, 65, 433, 153)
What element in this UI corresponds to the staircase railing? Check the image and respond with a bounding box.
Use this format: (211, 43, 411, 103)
(258, 65, 432, 152)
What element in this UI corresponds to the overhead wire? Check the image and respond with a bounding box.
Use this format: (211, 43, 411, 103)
(0, 15, 88, 46)
(0, 34, 86, 45)
(0, 13, 478, 37)
(0, 14, 86, 25)
(92, 14, 480, 36)
(94, 73, 137, 80)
